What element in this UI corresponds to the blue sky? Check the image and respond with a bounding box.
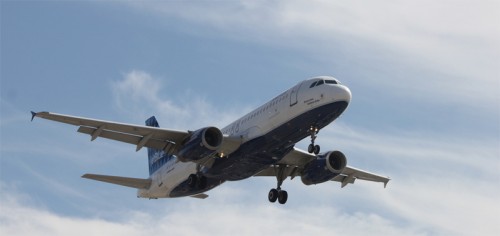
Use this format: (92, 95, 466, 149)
(1, 1, 499, 235)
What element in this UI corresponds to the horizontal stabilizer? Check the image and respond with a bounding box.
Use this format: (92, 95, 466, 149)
(82, 174, 151, 189)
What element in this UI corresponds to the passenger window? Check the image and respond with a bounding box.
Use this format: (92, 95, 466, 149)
(309, 81, 317, 88)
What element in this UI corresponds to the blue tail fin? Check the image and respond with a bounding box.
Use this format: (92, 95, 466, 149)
(145, 116, 166, 176)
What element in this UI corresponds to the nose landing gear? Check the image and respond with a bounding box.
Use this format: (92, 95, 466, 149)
(307, 126, 320, 154)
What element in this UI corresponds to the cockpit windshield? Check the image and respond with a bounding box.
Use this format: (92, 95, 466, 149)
(309, 79, 340, 88)
(325, 80, 338, 84)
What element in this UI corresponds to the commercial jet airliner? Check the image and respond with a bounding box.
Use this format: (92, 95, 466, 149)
(31, 76, 389, 204)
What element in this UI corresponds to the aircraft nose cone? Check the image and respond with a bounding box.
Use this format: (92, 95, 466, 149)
(335, 85, 352, 103)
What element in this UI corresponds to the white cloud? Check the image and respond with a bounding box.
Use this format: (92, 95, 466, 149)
(122, 0, 499, 109)
(0, 182, 431, 236)
(306, 123, 500, 235)
(379, 178, 500, 236)
(317, 123, 498, 176)
(5, 2, 498, 234)
(4, 90, 499, 236)
(68, 68, 500, 235)
(111, 70, 247, 129)
(2, 168, 498, 236)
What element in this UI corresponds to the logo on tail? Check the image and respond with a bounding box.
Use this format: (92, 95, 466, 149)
(145, 116, 167, 175)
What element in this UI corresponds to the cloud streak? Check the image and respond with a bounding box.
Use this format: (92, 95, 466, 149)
(1, 69, 498, 236)
(111, 70, 248, 129)
(123, 0, 499, 110)
(106, 69, 499, 235)
(0, 182, 429, 236)
(3, 1, 498, 235)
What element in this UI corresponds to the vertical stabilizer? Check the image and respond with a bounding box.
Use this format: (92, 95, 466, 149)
(145, 116, 165, 176)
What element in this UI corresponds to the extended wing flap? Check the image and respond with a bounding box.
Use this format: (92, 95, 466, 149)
(82, 174, 152, 189)
(77, 126, 174, 152)
(331, 174, 356, 185)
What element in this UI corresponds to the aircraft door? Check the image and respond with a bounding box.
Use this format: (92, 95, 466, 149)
(290, 82, 302, 106)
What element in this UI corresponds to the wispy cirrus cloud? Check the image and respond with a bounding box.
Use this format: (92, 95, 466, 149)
(111, 70, 248, 129)
(0, 182, 430, 236)
(2, 1, 497, 235)
(3, 69, 498, 235)
(311, 123, 500, 235)
(2, 166, 498, 236)
(123, 0, 499, 110)
(318, 123, 498, 175)
(108, 69, 499, 235)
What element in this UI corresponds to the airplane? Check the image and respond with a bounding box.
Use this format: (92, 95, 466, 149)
(31, 76, 390, 204)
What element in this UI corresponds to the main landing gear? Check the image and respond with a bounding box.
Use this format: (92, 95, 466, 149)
(268, 165, 288, 204)
(187, 174, 207, 189)
(188, 165, 208, 189)
(307, 126, 321, 154)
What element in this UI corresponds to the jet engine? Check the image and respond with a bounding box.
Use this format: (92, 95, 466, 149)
(177, 127, 223, 162)
(301, 151, 347, 185)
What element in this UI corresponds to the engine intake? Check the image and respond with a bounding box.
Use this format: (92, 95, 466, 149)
(301, 151, 347, 185)
(177, 127, 223, 162)
(326, 150, 347, 174)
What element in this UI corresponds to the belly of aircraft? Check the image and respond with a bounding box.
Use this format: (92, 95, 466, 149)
(206, 101, 348, 181)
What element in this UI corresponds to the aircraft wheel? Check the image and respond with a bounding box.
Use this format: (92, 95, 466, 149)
(268, 188, 278, 203)
(187, 174, 197, 188)
(308, 144, 315, 154)
(278, 190, 288, 204)
(314, 145, 320, 154)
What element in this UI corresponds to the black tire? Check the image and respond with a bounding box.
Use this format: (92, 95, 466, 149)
(314, 145, 320, 154)
(278, 190, 288, 204)
(268, 188, 278, 203)
(187, 174, 197, 188)
(308, 144, 315, 154)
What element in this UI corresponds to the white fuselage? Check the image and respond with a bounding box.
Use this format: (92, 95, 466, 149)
(138, 76, 351, 198)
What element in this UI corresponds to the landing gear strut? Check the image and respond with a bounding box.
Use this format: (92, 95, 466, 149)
(268, 165, 288, 204)
(307, 126, 320, 154)
(188, 164, 207, 189)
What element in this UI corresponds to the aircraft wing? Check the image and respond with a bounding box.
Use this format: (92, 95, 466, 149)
(31, 111, 189, 153)
(255, 147, 390, 188)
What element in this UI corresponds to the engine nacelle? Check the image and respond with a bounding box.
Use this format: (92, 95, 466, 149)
(325, 150, 347, 174)
(301, 151, 347, 185)
(177, 127, 223, 162)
